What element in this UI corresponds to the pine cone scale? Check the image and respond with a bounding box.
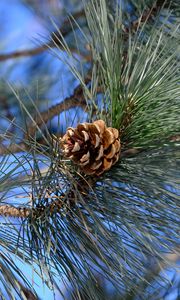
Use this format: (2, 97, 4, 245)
(95, 145, 104, 161)
(105, 144, 116, 159)
(93, 134, 101, 148)
(103, 129, 115, 150)
(103, 158, 113, 170)
(93, 120, 105, 135)
(81, 130, 89, 141)
(91, 161, 102, 171)
(71, 142, 81, 152)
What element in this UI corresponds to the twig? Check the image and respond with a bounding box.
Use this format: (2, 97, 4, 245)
(125, 247, 180, 300)
(0, 2, 168, 62)
(0, 205, 30, 218)
(0, 142, 27, 156)
(0, 10, 85, 62)
(26, 76, 92, 138)
(126, 1, 168, 34)
(4, 77, 96, 159)
(0, 175, 97, 218)
(0, 199, 63, 218)
(18, 282, 39, 300)
(0, 77, 93, 155)
(0, 45, 49, 61)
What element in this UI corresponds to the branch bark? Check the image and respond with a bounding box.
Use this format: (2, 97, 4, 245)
(0, 10, 85, 62)
(0, 142, 27, 156)
(0, 76, 92, 155)
(0, 198, 64, 218)
(0, 2, 165, 62)
(0, 175, 97, 218)
(126, 1, 169, 34)
(0, 205, 30, 218)
(26, 75, 91, 138)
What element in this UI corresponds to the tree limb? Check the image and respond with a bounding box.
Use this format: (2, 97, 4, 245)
(0, 76, 92, 155)
(26, 75, 91, 138)
(126, 1, 170, 34)
(0, 197, 64, 218)
(0, 205, 30, 218)
(0, 10, 85, 62)
(0, 142, 27, 156)
(0, 2, 166, 62)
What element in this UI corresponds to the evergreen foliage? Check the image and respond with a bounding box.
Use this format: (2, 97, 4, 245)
(0, 0, 179, 299)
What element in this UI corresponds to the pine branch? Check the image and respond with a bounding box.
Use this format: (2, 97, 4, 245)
(0, 142, 27, 155)
(0, 197, 64, 218)
(0, 2, 179, 298)
(26, 75, 92, 138)
(0, 10, 85, 62)
(0, 176, 94, 218)
(17, 281, 39, 300)
(0, 2, 169, 157)
(125, 247, 180, 300)
(125, 2, 158, 34)
(126, 0, 174, 33)
(0, 76, 93, 155)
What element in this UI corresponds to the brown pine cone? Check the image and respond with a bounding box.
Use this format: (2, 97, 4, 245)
(61, 120, 121, 176)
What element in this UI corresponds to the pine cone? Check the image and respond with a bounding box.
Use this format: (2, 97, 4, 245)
(61, 120, 121, 176)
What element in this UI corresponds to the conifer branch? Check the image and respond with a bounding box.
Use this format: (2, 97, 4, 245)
(26, 76, 92, 138)
(0, 205, 30, 218)
(0, 2, 166, 62)
(0, 198, 64, 218)
(0, 142, 27, 155)
(0, 176, 96, 218)
(0, 10, 85, 61)
(126, 1, 165, 34)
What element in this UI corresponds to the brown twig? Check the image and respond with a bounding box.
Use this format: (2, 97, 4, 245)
(0, 198, 64, 218)
(0, 10, 85, 62)
(0, 2, 168, 62)
(26, 75, 92, 138)
(126, 1, 168, 34)
(0, 76, 110, 156)
(0, 76, 93, 156)
(0, 205, 30, 218)
(0, 177, 94, 218)
(0, 185, 61, 218)
(0, 142, 27, 156)
(0, 45, 49, 61)
(20, 288, 38, 300)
